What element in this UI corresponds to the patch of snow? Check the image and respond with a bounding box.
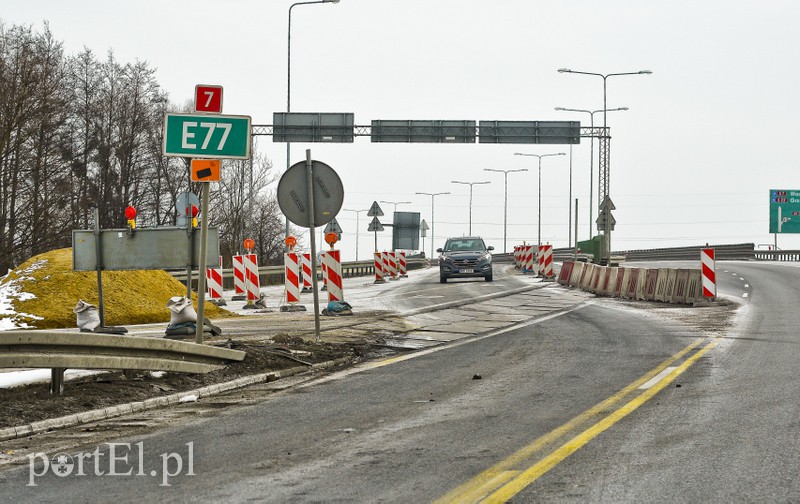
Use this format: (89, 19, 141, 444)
(0, 259, 48, 330)
(0, 369, 107, 389)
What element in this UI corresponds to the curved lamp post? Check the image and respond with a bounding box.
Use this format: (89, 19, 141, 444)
(451, 180, 490, 236)
(415, 191, 450, 258)
(285, 0, 341, 245)
(554, 106, 628, 241)
(484, 168, 527, 253)
(558, 68, 651, 262)
(513, 152, 566, 248)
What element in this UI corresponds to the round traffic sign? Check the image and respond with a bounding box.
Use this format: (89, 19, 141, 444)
(243, 238, 255, 250)
(277, 159, 344, 228)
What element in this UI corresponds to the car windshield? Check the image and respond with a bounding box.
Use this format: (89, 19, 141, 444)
(444, 239, 485, 252)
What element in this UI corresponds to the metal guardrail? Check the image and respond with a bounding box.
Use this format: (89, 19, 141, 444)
(753, 250, 800, 261)
(0, 330, 246, 395)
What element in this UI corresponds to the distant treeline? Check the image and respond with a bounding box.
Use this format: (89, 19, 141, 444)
(0, 22, 287, 274)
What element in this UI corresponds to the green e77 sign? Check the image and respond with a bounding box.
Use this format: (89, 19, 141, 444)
(163, 113, 251, 159)
(769, 189, 800, 233)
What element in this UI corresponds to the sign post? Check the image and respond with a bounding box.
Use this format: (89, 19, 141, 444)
(160, 84, 253, 343)
(277, 154, 343, 341)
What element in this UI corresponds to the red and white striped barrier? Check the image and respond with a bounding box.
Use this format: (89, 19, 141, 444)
(232, 255, 246, 296)
(540, 245, 554, 279)
(242, 253, 260, 302)
(301, 253, 312, 292)
(374, 251, 386, 283)
(321, 253, 329, 291)
(206, 255, 223, 299)
(524, 245, 535, 274)
(284, 252, 302, 304)
(514, 246, 521, 269)
(536, 245, 545, 277)
(398, 251, 408, 277)
(323, 249, 344, 302)
(701, 248, 716, 299)
(387, 251, 398, 279)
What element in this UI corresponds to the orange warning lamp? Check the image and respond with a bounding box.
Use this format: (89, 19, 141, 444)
(284, 236, 297, 250)
(125, 205, 137, 229)
(189, 205, 199, 227)
(325, 232, 338, 248)
(243, 238, 255, 251)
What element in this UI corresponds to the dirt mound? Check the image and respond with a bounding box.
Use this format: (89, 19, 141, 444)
(0, 248, 234, 329)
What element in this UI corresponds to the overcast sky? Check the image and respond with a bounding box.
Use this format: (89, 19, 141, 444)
(4, 1, 799, 260)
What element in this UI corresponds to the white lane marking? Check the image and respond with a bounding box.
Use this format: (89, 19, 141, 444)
(743, 293, 749, 298)
(731, 273, 738, 276)
(744, 284, 750, 288)
(638, 366, 678, 390)
(739, 277, 745, 281)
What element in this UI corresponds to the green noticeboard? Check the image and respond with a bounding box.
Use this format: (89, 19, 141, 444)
(769, 189, 800, 233)
(163, 113, 251, 159)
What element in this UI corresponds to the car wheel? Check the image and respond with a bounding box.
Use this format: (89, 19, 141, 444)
(440, 275, 447, 283)
(485, 272, 493, 282)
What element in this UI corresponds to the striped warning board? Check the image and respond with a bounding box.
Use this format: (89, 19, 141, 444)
(701, 248, 716, 298)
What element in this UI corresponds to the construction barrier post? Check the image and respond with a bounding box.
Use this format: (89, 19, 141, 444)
(232, 255, 246, 301)
(701, 248, 716, 299)
(280, 252, 306, 312)
(541, 245, 555, 280)
(242, 253, 260, 309)
(324, 249, 344, 302)
(374, 251, 386, 284)
(398, 251, 408, 277)
(301, 252, 312, 293)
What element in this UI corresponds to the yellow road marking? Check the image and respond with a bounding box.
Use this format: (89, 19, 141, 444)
(435, 336, 709, 503)
(484, 338, 720, 503)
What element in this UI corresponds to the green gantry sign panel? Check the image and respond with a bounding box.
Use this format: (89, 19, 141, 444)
(769, 189, 800, 233)
(163, 113, 251, 159)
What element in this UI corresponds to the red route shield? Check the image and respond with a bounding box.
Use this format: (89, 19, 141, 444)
(194, 84, 223, 113)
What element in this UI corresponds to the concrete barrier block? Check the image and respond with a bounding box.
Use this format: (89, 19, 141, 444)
(570, 262, 584, 287)
(672, 269, 689, 304)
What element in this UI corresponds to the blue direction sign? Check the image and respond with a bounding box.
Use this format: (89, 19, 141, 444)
(163, 113, 251, 159)
(769, 189, 800, 233)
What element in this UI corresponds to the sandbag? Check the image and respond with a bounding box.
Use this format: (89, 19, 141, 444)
(166, 296, 197, 325)
(73, 300, 101, 332)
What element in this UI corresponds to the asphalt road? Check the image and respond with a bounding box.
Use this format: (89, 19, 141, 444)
(3, 261, 799, 502)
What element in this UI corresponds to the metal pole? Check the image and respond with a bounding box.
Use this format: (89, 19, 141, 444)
(285, 5, 294, 249)
(305, 149, 322, 341)
(603, 76, 610, 264)
(468, 185, 473, 235)
(568, 143, 573, 249)
(589, 112, 594, 239)
(538, 157, 542, 248)
(431, 195, 436, 258)
(195, 182, 210, 344)
(503, 171, 508, 253)
(93, 209, 105, 328)
(574, 198, 579, 260)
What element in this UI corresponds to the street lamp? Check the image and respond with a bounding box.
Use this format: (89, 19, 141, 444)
(554, 106, 628, 241)
(513, 153, 566, 248)
(451, 180, 490, 236)
(379, 200, 412, 214)
(484, 168, 528, 253)
(285, 0, 341, 246)
(415, 191, 450, 259)
(558, 68, 651, 263)
(342, 208, 366, 261)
